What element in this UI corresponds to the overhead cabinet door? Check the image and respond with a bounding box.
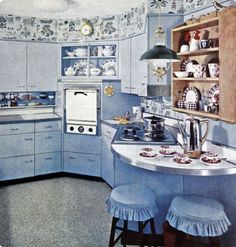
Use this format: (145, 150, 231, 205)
(27, 42, 59, 91)
(0, 41, 27, 91)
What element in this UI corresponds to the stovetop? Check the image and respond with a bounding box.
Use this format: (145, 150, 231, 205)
(113, 124, 177, 145)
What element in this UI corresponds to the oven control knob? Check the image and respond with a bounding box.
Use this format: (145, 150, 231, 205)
(78, 126, 84, 133)
(70, 126, 74, 131)
(88, 127, 93, 132)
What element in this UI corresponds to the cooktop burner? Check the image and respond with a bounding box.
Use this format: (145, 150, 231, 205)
(113, 124, 176, 145)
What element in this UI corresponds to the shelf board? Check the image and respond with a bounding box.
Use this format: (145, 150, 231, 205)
(177, 47, 219, 56)
(173, 77, 219, 82)
(173, 107, 219, 119)
(90, 56, 116, 59)
(0, 105, 55, 110)
(172, 17, 219, 32)
(62, 56, 87, 60)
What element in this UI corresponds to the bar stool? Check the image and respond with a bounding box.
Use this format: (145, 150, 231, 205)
(106, 183, 159, 247)
(164, 194, 231, 247)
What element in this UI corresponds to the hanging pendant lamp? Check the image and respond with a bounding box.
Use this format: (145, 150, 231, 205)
(140, 0, 180, 81)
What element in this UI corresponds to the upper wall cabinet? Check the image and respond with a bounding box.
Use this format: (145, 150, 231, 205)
(0, 41, 27, 91)
(61, 42, 118, 80)
(27, 43, 60, 91)
(171, 7, 236, 123)
(119, 14, 183, 96)
(0, 41, 59, 92)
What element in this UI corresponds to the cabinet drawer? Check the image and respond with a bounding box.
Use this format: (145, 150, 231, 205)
(0, 155, 34, 181)
(35, 120, 61, 132)
(0, 133, 34, 158)
(0, 123, 34, 136)
(102, 124, 117, 139)
(35, 152, 62, 175)
(64, 152, 101, 177)
(35, 131, 62, 153)
(64, 134, 101, 154)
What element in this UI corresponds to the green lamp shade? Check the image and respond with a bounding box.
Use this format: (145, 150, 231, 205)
(140, 45, 180, 62)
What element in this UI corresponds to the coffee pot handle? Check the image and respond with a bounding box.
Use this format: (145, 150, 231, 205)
(200, 120, 209, 144)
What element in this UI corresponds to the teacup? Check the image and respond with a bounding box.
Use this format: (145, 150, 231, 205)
(192, 64, 207, 78)
(208, 63, 219, 78)
(160, 145, 174, 155)
(174, 153, 189, 163)
(202, 151, 220, 163)
(200, 39, 208, 49)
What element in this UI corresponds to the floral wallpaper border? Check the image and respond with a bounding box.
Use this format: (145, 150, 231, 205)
(0, 0, 229, 42)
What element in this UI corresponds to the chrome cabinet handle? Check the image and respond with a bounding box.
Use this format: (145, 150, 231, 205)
(25, 160, 33, 164)
(106, 130, 111, 134)
(25, 138, 33, 141)
(125, 86, 130, 89)
(18, 85, 25, 88)
(68, 156, 76, 159)
(45, 136, 52, 139)
(45, 157, 53, 160)
(88, 159, 95, 162)
(45, 125, 53, 129)
(131, 87, 136, 89)
(10, 128, 19, 131)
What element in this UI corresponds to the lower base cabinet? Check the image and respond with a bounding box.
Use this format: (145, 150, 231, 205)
(35, 152, 62, 176)
(64, 152, 101, 177)
(0, 155, 34, 181)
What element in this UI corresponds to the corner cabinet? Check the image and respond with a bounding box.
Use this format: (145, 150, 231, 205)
(119, 14, 183, 96)
(61, 42, 118, 80)
(171, 7, 236, 123)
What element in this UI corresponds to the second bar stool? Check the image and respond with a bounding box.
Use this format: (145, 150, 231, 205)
(106, 183, 159, 247)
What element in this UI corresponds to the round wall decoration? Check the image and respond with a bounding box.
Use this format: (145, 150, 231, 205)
(104, 85, 115, 96)
(80, 20, 93, 36)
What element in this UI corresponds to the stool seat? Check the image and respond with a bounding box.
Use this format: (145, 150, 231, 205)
(166, 194, 231, 237)
(107, 183, 158, 221)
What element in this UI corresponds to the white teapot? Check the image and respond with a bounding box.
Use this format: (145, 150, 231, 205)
(64, 66, 77, 76)
(102, 46, 115, 56)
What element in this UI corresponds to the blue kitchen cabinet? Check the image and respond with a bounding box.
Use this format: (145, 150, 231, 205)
(35, 152, 62, 175)
(35, 131, 62, 154)
(0, 133, 34, 158)
(64, 152, 101, 176)
(0, 155, 34, 181)
(34, 120, 62, 175)
(63, 134, 101, 176)
(0, 41, 27, 92)
(0, 122, 34, 136)
(101, 124, 117, 187)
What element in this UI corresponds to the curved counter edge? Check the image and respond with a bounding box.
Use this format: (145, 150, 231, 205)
(112, 144, 236, 176)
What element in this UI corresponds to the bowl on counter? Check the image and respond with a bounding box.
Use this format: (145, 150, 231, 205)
(174, 71, 189, 78)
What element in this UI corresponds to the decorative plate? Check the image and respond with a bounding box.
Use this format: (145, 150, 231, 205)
(102, 60, 116, 71)
(104, 85, 115, 96)
(182, 87, 200, 103)
(200, 157, 222, 166)
(181, 59, 198, 73)
(139, 152, 157, 159)
(208, 84, 219, 103)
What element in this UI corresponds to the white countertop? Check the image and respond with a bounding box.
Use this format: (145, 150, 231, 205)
(112, 144, 236, 176)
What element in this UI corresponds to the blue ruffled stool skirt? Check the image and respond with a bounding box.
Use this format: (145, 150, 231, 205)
(106, 184, 159, 247)
(164, 194, 231, 247)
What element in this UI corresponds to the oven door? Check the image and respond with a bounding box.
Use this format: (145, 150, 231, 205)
(66, 89, 97, 125)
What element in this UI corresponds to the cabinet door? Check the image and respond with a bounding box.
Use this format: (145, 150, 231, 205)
(35, 131, 62, 154)
(0, 122, 34, 136)
(0, 133, 34, 158)
(131, 34, 148, 95)
(64, 152, 101, 176)
(27, 42, 59, 91)
(119, 39, 131, 93)
(35, 152, 62, 175)
(35, 120, 61, 132)
(0, 155, 34, 181)
(0, 41, 27, 91)
(102, 135, 115, 187)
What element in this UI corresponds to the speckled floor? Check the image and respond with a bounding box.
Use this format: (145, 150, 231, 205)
(0, 177, 118, 247)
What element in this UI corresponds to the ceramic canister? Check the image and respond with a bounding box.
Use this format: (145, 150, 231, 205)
(208, 63, 219, 77)
(192, 64, 207, 78)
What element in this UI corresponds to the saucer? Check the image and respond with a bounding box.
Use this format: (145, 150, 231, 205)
(171, 158, 192, 165)
(139, 152, 157, 159)
(200, 157, 222, 166)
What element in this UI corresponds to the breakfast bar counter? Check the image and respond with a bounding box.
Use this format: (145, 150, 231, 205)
(112, 144, 236, 176)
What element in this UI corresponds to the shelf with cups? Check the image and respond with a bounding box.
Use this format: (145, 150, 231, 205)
(61, 43, 118, 79)
(171, 9, 224, 120)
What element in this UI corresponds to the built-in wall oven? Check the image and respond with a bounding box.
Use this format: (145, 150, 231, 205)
(64, 83, 101, 135)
